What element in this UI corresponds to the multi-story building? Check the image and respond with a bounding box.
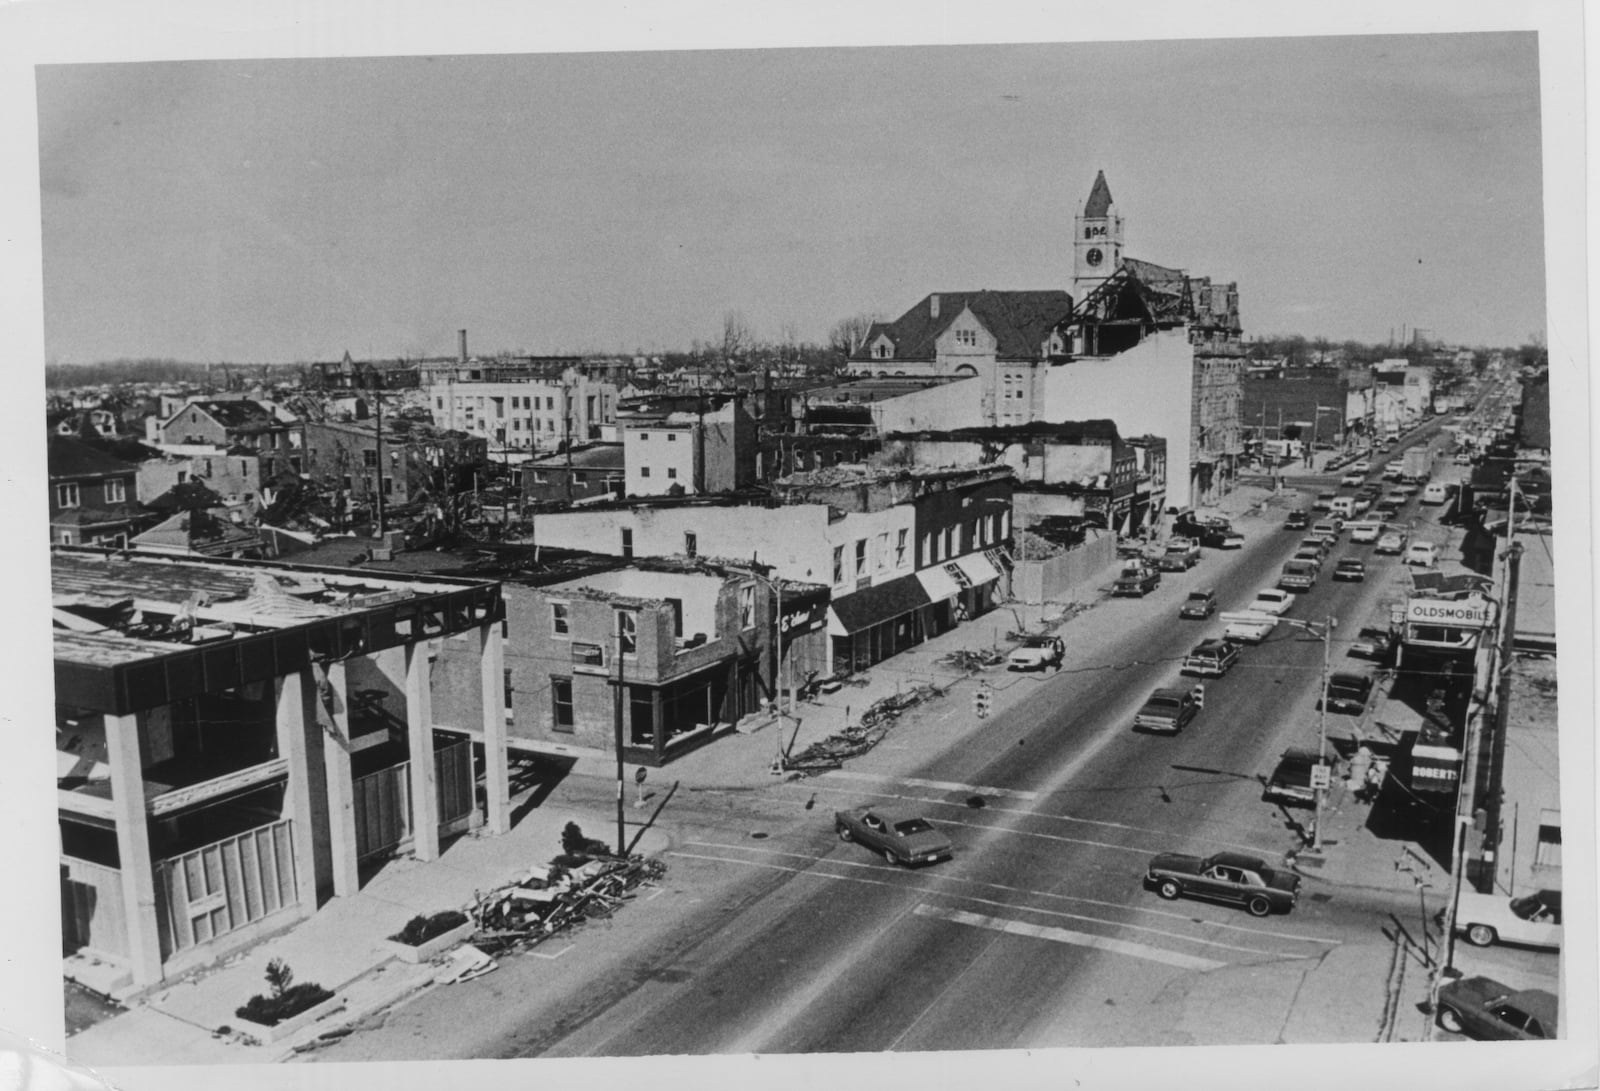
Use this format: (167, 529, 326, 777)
(506, 560, 827, 766)
(527, 465, 1015, 675)
(156, 399, 304, 480)
(1240, 366, 1377, 452)
(47, 435, 148, 548)
(521, 443, 626, 506)
(621, 397, 757, 497)
(425, 335, 619, 456)
(54, 548, 509, 990)
(302, 419, 489, 512)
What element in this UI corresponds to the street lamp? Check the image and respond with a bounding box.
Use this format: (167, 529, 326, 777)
(1281, 614, 1337, 851)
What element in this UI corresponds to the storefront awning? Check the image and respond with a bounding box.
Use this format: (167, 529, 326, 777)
(915, 564, 962, 602)
(953, 552, 1002, 586)
(827, 573, 931, 637)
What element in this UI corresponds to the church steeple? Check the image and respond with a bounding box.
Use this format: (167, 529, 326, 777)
(1084, 170, 1114, 219)
(1074, 170, 1124, 301)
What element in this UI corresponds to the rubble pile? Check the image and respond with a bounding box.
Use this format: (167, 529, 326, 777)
(462, 854, 668, 964)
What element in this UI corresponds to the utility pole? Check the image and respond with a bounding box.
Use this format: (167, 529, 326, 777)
(373, 377, 386, 538)
(1313, 615, 1332, 851)
(614, 627, 626, 856)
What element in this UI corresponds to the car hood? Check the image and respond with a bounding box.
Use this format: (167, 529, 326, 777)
(1441, 976, 1515, 1008)
(1148, 852, 1203, 875)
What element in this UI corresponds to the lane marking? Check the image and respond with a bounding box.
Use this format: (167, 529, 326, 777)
(685, 839, 1338, 946)
(530, 945, 573, 961)
(791, 780, 1283, 856)
(912, 903, 1226, 971)
(821, 769, 1038, 801)
(672, 847, 1334, 954)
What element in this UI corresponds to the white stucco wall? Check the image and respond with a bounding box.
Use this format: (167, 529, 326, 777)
(1039, 329, 1194, 507)
(872, 377, 988, 433)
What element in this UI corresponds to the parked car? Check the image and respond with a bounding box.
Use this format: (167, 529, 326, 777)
(1114, 565, 1162, 596)
(1383, 460, 1405, 480)
(1454, 890, 1563, 950)
(1332, 557, 1366, 582)
(1263, 747, 1323, 806)
(1352, 459, 1371, 473)
(1375, 529, 1408, 554)
(1008, 635, 1065, 672)
(1318, 672, 1373, 714)
(1283, 510, 1309, 531)
(1435, 977, 1558, 1041)
(1310, 521, 1342, 545)
(1404, 541, 1439, 567)
(1133, 687, 1200, 734)
(1179, 589, 1218, 619)
(1348, 627, 1396, 661)
(1312, 491, 1337, 512)
(1144, 850, 1301, 917)
(1383, 489, 1410, 507)
(1348, 520, 1384, 543)
(1280, 558, 1318, 592)
(834, 807, 952, 866)
(1181, 638, 1239, 678)
(1422, 482, 1453, 505)
(1249, 588, 1296, 616)
(1158, 537, 1201, 571)
(1340, 470, 1365, 486)
(1298, 536, 1330, 561)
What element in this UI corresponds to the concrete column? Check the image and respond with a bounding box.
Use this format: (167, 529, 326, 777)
(274, 670, 324, 915)
(406, 643, 441, 861)
(480, 622, 511, 835)
(102, 712, 163, 987)
(315, 662, 361, 897)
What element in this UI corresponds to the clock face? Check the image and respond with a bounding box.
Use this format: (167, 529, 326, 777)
(1085, 247, 1103, 267)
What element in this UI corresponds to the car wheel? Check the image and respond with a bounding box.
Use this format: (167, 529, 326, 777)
(1437, 1005, 1465, 1035)
(1247, 896, 1272, 918)
(1465, 923, 1497, 947)
(883, 849, 898, 866)
(1157, 879, 1182, 900)
(837, 825, 852, 842)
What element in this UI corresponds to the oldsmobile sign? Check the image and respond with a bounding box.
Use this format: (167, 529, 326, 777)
(1405, 597, 1492, 629)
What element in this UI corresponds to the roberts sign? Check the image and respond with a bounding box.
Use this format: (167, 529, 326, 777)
(1405, 598, 1492, 629)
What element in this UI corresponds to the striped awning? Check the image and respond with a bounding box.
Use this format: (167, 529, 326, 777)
(953, 552, 1002, 586)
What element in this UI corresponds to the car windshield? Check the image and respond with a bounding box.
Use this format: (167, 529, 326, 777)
(1510, 894, 1558, 922)
(1187, 593, 1211, 602)
(893, 818, 934, 835)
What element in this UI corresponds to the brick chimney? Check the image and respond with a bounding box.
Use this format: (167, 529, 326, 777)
(458, 329, 468, 363)
(930, 294, 940, 319)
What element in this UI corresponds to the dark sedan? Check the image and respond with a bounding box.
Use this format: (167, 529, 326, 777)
(1145, 850, 1301, 917)
(1435, 976, 1558, 1040)
(1332, 557, 1367, 582)
(834, 807, 952, 866)
(1317, 672, 1374, 714)
(1179, 589, 1218, 619)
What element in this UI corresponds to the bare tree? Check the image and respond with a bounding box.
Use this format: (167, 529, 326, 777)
(721, 311, 755, 365)
(828, 312, 881, 359)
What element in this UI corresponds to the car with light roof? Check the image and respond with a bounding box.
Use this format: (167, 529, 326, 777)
(1454, 889, 1562, 950)
(1404, 541, 1439, 567)
(1435, 977, 1557, 1041)
(1249, 588, 1296, 616)
(1340, 470, 1365, 486)
(1144, 850, 1301, 917)
(1317, 672, 1373, 714)
(1375, 529, 1408, 554)
(1007, 634, 1064, 672)
(1263, 747, 1322, 806)
(834, 806, 952, 866)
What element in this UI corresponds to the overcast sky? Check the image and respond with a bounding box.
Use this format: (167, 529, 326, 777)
(36, 32, 1545, 364)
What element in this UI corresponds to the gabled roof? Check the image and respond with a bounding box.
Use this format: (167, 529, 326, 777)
(47, 434, 137, 481)
(852, 290, 1075, 363)
(177, 399, 281, 431)
(1083, 170, 1115, 218)
(131, 511, 263, 556)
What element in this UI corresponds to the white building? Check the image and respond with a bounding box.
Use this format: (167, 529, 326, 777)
(427, 367, 618, 456)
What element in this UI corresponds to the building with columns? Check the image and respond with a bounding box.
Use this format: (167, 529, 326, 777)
(53, 549, 508, 990)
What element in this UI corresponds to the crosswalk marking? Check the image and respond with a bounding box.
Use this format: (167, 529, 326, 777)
(913, 903, 1227, 971)
(821, 768, 1039, 801)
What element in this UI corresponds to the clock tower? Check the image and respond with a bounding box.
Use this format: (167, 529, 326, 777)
(1074, 170, 1124, 302)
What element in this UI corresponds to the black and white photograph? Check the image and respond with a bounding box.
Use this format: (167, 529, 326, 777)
(0, 3, 1593, 1090)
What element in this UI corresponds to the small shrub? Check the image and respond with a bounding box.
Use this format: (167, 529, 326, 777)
(560, 821, 611, 859)
(264, 957, 293, 998)
(235, 982, 333, 1027)
(390, 910, 469, 947)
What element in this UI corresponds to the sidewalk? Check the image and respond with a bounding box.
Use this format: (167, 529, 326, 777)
(67, 802, 670, 1067)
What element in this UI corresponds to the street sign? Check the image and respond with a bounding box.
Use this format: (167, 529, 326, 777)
(1310, 763, 1332, 790)
(634, 767, 648, 785)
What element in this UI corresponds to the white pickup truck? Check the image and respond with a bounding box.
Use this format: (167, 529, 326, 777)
(1347, 519, 1384, 543)
(1221, 610, 1279, 644)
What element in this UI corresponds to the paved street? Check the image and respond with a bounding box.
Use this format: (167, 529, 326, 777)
(314, 444, 1467, 1059)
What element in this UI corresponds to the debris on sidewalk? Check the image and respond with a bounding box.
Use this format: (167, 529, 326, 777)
(461, 851, 669, 962)
(435, 945, 497, 985)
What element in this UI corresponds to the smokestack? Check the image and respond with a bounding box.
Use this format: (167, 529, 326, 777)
(458, 329, 468, 364)
(930, 294, 940, 319)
